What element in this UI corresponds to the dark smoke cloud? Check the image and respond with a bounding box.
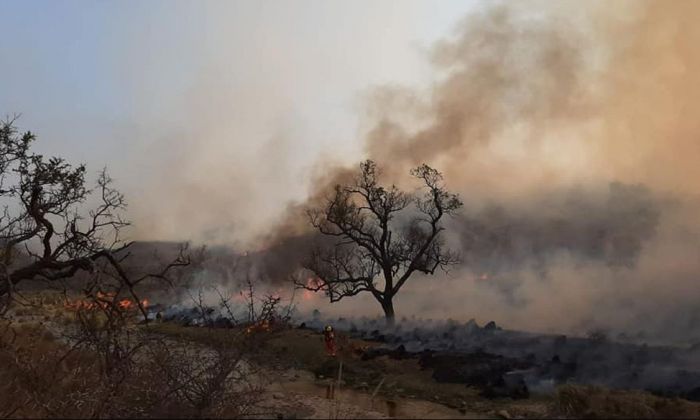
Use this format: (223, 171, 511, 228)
(456, 182, 660, 273)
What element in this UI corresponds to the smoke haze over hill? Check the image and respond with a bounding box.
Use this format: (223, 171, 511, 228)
(255, 1, 700, 344)
(3, 1, 700, 344)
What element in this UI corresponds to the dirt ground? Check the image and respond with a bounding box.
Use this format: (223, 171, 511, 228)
(252, 368, 486, 419)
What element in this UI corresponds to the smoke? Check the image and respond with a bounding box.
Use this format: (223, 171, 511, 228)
(258, 1, 700, 344)
(106, 1, 442, 247)
(455, 182, 662, 272)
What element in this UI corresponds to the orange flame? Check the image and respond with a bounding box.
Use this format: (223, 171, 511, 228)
(64, 293, 149, 312)
(245, 319, 272, 334)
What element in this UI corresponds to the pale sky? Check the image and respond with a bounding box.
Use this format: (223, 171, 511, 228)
(1, 0, 478, 244)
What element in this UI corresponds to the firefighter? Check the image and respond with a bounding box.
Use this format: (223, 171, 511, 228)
(323, 325, 336, 356)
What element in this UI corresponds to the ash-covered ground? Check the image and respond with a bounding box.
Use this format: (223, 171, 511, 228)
(154, 302, 700, 403)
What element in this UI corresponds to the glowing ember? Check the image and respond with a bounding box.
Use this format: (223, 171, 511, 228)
(245, 319, 272, 334)
(478, 273, 490, 281)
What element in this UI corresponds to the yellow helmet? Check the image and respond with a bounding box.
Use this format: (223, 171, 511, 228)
(325, 325, 333, 332)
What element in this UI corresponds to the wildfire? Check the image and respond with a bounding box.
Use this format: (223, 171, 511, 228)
(245, 319, 272, 334)
(64, 291, 149, 312)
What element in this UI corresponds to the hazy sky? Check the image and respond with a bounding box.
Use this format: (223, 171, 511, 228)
(1, 0, 478, 244)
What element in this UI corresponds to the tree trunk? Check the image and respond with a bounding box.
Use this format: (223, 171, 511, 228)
(381, 298, 395, 327)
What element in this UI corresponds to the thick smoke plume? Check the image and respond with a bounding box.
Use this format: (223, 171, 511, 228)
(260, 1, 700, 344)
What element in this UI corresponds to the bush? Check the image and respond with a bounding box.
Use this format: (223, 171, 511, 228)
(0, 314, 264, 418)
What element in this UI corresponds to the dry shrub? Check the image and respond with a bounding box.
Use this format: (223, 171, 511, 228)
(0, 257, 288, 418)
(0, 310, 265, 418)
(553, 384, 700, 419)
(0, 320, 99, 418)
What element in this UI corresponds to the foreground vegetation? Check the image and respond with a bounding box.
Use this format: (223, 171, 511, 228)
(0, 292, 268, 418)
(3, 291, 699, 419)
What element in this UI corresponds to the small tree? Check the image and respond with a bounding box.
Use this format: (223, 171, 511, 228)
(297, 160, 463, 325)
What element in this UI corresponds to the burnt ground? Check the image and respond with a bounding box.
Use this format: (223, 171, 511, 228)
(162, 302, 700, 404)
(155, 302, 700, 416)
(6, 291, 700, 419)
(152, 322, 549, 418)
(151, 322, 700, 419)
(296, 316, 700, 403)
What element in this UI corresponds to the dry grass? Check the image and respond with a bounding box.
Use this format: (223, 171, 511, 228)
(0, 320, 100, 418)
(8, 290, 99, 325)
(552, 384, 700, 419)
(0, 316, 264, 418)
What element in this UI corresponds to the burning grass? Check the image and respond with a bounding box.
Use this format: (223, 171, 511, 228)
(63, 291, 149, 312)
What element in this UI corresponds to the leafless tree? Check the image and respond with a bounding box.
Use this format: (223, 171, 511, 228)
(297, 160, 463, 325)
(0, 117, 189, 314)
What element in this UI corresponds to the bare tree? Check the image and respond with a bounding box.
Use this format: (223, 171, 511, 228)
(297, 160, 463, 325)
(0, 117, 188, 313)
